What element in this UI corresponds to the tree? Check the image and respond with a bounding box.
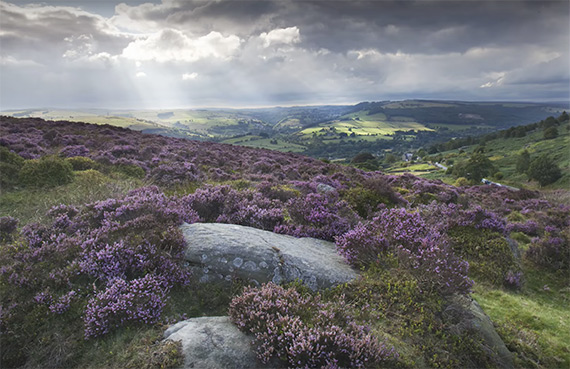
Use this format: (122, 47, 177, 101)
(543, 127, 558, 140)
(541, 116, 558, 129)
(351, 152, 375, 164)
(527, 154, 562, 187)
(384, 153, 397, 164)
(516, 150, 531, 174)
(452, 153, 497, 183)
(558, 111, 569, 123)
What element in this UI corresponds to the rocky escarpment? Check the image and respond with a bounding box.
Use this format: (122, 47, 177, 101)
(180, 222, 358, 290)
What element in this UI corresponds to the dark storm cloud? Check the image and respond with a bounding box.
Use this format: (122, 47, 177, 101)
(0, 1, 131, 63)
(0, 0, 568, 108)
(111, 0, 568, 53)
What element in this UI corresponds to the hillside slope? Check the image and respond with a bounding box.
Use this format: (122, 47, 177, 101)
(0, 116, 568, 369)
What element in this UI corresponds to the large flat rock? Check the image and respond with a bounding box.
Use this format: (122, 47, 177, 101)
(180, 222, 357, 290)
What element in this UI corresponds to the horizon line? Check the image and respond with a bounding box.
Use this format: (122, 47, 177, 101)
(1, 98, 569, 112)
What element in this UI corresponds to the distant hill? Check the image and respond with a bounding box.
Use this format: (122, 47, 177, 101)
(2, 100, 566, 159)
(416, 112, 570, 189)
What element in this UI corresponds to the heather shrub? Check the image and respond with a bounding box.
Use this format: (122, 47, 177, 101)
(59, 145, 90, 158)
(229, 283, 398, 368)
(215, 190, 284, 231)
(0, 185, 196, 364)
(276, 192, 357, 241)
(110, 144, 138, 158)
(149, 161, 200, 186)
(336, 208, 472, 296)
(83, 274, 170, 338)
(525, 234, 569, 272)
(65, 156, 98, 171)
(0, 216, 19, 242)
(506, 220, 540, 236)
(19, 155, 74, 188)
(181, 185, 233, 222)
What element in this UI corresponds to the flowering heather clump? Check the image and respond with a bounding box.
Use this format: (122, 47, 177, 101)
(337, 208, 472, 295)
(59, 145, 90, 158)
(526, 235, 569, 272)
(0, 185, 196, 346)
(504, 270, 524, 290)
(335, 222, 388, 266)
(84, 274, 170, 338)
(229, 283, 398, 368)
(216, 190, 284, 231)
(110, 144, 138, 158)
(455, 206, 507, 234)
(275, 192, 357, 241)
(506, 220, 540, 236)
(149, 161, 201, 186)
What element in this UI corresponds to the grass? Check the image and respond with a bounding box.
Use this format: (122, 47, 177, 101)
(472, 263, 570, 369)
(0, 170, 143, 225)
(221, 135, 306, 152)
(416, 119, 570, 190)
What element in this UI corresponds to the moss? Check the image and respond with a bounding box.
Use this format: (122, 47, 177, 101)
(506, 211, 526, 223)
(510, 231, 532, 247)
(112, 163, 146, 179)
(19, 155, 74, 188)
(66, 156, 99, 171)
(0, 147, 25, 190)
(448, 226, 519, 287)
(343, 186, 392, 218)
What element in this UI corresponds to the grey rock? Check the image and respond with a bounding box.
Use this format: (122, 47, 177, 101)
(164, 316, 263, 369)
(506, 236, 522, 260)
(442, 294, 514, 369)
(316, 183, 336, 194)
(180, 222, 357, 290)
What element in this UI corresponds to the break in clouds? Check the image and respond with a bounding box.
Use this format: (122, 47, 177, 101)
(0, 0, 568, 109)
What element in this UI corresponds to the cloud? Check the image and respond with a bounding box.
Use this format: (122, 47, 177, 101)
(182, 72, 198, 81)
(0, 55, 42, 67)
(121, 28, 241, 62)
(259, 26, 300, 47)
(136, 71, 147, 78)
(0, 0, 568, 109)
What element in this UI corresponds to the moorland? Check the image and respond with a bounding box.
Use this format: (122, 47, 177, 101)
(0, 107, 568, 369)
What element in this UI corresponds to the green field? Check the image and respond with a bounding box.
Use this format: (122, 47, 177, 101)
(221, 135, 306, 152)
(299, 110, 433, 139)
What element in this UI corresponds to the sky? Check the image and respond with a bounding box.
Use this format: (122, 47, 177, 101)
(0, 0, 568, 109)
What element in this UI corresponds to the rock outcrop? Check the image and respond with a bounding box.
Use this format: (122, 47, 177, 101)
(442, 294, 514, 369)
(164, 316, 263, 369)
(180, 222, 357, 290)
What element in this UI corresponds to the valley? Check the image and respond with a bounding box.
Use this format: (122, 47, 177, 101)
(4, 100, 566, 161)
